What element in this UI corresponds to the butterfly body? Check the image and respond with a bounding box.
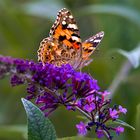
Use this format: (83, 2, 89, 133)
(38, 8, 104, 69)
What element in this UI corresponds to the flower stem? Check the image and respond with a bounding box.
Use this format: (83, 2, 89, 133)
(107, 60, 132, 99)
(75, 106, 92, 120)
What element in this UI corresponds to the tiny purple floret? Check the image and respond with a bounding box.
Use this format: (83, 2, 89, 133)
(76, 122, 87, 136)
(115, 126, 124, 135)
(109, 108, 119, 119)
(83, 103, 95, 113)
(119, 105, 127, 114)
(96, 130, 104, 138)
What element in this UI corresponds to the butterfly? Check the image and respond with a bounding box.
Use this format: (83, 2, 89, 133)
(37, 8, 104, 69)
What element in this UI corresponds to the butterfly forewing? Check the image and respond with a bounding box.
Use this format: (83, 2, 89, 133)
(49, 8, 83, 68)
(49, 8, 82, 49)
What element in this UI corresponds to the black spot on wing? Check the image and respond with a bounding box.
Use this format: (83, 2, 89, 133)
(69, 38, 75, 43)
(67, 27, 79, 32)
(62, 23, 68, 29)
(87, 49, 93, 53)
(59, 35, 67, 41)
(71, 33, 80, 38)
(84, 48, 93, 53)
(76, 42, 81, 45)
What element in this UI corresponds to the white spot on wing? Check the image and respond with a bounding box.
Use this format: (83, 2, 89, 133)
(64, 11, 68, 14)
(94, 39, 101, 43)
(62, 21, 66, 25)
(68, 24, 78, 29)
(90, 39, 94, 41)
(69, 15, 73, 19)
(100, 34, 104, 37)
(51, 42, 55, 46)
(72, 36, 80, 41)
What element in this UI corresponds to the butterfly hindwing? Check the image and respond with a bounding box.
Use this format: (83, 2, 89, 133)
(82, 31, 104, 59)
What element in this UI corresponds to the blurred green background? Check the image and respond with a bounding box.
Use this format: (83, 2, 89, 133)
(0, 0, 140, 140)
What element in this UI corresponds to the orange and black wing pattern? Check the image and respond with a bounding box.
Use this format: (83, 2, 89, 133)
(38, 8, 104, 69)
(49, 8, 81, 51)
(82, 31, 104, 59)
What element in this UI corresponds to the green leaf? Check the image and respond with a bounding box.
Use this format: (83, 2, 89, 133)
(21, 98, 57, 140)
(115, 119, 135, 130)
(136, 103, 140, 140)
(57, 136, 98, 140)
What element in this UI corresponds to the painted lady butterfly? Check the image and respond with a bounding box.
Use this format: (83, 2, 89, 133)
(38, 8, 104, 69)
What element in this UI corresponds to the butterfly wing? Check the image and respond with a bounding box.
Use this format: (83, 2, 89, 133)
(49, 8, 83, 68)
(38, 8, 82, 67)
(78, 31, 104, 68)
(38, 8, 104, 69)
(82, 31, 104, 59)
(49, 8, 82, 51)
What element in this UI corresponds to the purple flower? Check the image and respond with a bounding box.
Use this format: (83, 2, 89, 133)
(0, 55, 128, 139)
(102, 90, 110, 97)
(0, 56, 14, 64)
(26, 84, 37, 100)
(115, 126, 124, 135)
(96, 130, 104, 138)
(119, 105, 127, 114)
(109, 108, 119, 119)
(89, 79, 100, 91)
(71, 72, 100, 97)
(85, 94, 94, 102)
(83, 103, 95, 112)
(11, 75, 24, 86)
(27, 84, 36, 94)
(76, 122, 87, 136)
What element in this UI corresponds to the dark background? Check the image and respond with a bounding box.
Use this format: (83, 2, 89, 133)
(0, 0, 140, 140)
